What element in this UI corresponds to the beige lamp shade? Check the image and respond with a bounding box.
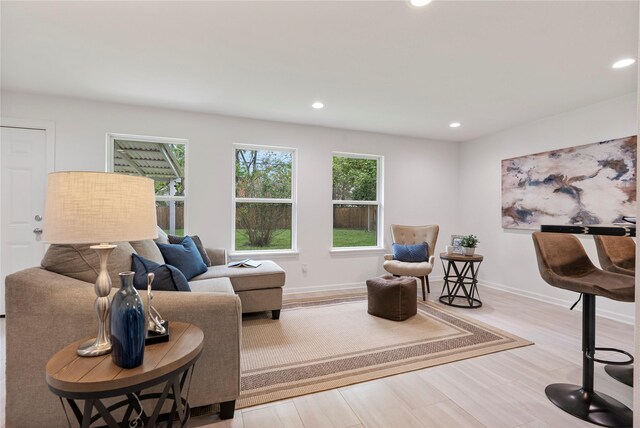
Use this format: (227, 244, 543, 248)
(43, 171, 158, 244)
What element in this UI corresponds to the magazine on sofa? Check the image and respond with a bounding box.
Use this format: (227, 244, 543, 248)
(228, 259, 262, 268)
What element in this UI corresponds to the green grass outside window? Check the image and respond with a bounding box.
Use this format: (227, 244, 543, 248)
(233, 228, 377, 250)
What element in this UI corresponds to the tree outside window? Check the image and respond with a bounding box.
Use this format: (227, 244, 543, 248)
(234, 146, 295, 251)
(332, 154, 382, 248)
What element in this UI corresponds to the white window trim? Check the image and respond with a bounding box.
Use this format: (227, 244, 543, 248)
(331, 200, 378, 206)
(329, 247, 387, 255)
(228, 249, 300, 259)
(331, 151, 384, 251)
(155, 196, 186, 202)
(232, 143, 298, 254)
(106, 133, 189, 234)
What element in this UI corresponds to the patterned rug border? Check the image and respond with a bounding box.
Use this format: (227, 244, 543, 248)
(238, 292, 533, 408)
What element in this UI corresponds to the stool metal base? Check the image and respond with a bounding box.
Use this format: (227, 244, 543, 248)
(545, 383, 632, 427)
(605, 365, 633, 387)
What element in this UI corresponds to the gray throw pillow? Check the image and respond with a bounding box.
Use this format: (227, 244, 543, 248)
(41, 242, 136, 286)
(154, 226, 170, 245)
(168, 234, 212, 267)
(130, 239, 164, 265)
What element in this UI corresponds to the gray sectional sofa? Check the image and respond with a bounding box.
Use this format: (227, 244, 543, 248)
(4, 236, 285, 427)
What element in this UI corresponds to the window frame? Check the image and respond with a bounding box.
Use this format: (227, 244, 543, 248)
(231, 143, 298, 256)
(331, 151, 384, 252)
(106, 133, 189, 235)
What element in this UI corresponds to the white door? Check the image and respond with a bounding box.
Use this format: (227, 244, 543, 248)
(1, 126, 48, 315)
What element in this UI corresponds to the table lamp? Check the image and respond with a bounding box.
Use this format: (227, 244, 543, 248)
(43, 171, 157, 357)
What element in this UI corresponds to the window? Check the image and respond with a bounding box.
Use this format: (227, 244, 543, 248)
(332, 153, 383, 248)
(107, 134, 187, 236)
(233, 145, 296, 252)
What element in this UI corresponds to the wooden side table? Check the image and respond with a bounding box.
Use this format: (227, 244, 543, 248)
(46, 322, 203, 428)
(439, 252, 484, 308)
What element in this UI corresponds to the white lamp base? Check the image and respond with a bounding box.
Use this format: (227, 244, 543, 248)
(77, 244, 116, 357)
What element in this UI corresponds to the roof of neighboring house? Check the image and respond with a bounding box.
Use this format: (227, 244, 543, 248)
(113, 140, 183, 180)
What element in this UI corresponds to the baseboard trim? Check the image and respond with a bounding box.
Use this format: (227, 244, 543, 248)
(478, 279, 634, 325)
(284, 276, 446, 295)
(284, 282, 366, 295)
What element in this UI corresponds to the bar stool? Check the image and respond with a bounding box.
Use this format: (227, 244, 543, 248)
(532, 232, 634, 427)
(594, 235, 635, 277)
(594, 235, 635, 387)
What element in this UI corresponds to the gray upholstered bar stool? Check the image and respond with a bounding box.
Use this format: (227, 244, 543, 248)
(594, 235, 635, 387)
(532, 232, 634, 427)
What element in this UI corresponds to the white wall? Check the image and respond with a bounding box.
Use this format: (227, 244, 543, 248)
(1, 91, 460, 292)
(5, 90, 635, 320)
(458, 93, 638, 323)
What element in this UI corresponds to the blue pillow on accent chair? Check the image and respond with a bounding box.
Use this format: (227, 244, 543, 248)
(131, 254, 191, 292)
(392, 242, 429, 263)
(156, 235, 208, 280)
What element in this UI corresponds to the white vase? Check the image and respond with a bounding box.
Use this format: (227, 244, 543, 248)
(462, 247, 475, 256)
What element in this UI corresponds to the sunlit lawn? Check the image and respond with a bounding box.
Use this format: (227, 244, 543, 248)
(235, 229, 292, 250)
(234, 228, 376, 250)
(332, 228, 376, 247)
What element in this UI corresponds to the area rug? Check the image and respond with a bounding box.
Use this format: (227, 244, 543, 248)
(238, 293, 532, 408)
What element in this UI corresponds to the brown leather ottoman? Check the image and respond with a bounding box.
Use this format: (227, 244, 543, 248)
(366, 274, 417, 321)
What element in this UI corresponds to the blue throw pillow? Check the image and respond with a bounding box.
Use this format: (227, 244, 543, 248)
(156, 235, 207, 280)
(131, 254, 191, 292)
(392, 242, 429, 263)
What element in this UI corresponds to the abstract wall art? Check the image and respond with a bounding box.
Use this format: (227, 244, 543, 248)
(501, 136, 637, 230)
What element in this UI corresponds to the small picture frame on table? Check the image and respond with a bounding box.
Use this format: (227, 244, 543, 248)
(450, 235, 464, 254)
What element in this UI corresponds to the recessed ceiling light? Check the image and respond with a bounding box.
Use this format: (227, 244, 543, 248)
(449, 122, 461, 128)
(612, 58, 636, 69)
(410, 0, 432, 6)
(312, 102, 324, 109)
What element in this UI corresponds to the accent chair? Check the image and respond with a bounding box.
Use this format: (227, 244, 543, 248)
(383, 224, 439, 301)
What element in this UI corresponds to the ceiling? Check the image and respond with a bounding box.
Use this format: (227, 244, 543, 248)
(1, 1, 638, 142)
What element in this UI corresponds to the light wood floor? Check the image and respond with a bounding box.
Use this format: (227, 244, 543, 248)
(1, 285, 634, 428)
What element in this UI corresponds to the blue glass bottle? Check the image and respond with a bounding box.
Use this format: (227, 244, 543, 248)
(110, 271, 145, 368)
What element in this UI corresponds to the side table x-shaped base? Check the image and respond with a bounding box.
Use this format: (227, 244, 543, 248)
(60, 364, 196, 428)
(47, 322, 203, 428)
(438, 253, 483, 308)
